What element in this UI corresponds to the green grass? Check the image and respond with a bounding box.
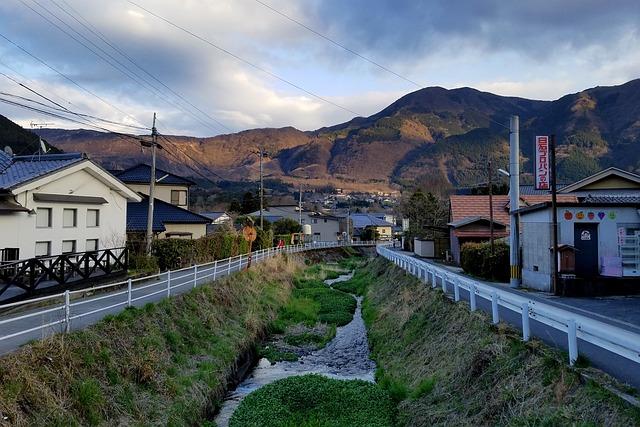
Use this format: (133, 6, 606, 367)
(293, 288, 356, 326)
(258, 346, 299, 362)
(360, 257, 640, 426)
(332, 268, 373, 296)
(229, 374, 396, 427)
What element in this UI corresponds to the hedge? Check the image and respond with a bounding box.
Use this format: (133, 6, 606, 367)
(460, 241, 509, 282)
(151, 230, 250, 271)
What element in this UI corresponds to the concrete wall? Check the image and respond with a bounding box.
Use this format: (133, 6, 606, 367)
(0, 169, 129, 260)
(159, 223, 207, 239)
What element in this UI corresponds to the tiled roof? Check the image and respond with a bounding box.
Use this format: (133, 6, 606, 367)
(582, 195, 640, 204)
(0, 153, 85, 191)
(519, 184, 568, 195)
(200, 212, 228, 221)
(115, 164, 195, 186)
(126, 195, 211, 232)
(350, 213, 394, 228)
(449, 194, 579, 226)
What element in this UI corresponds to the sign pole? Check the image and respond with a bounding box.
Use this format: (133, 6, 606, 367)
(550, 134, 559, 295)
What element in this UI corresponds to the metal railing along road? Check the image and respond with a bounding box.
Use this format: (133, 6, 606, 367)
(377, 246, 640, 369)
(0, 241, 377, 355)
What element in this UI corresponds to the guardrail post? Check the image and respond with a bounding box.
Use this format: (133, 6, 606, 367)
(521, 302, 530, 341)
(239, 254, 243, 270)
(491, 292, 499, 324)
(228, 257, 232, 275)
(453, 279, 460, 302)
(441, 275, 447, 293)
(127, 278, 132, 307)
(469, 284, 477, 311)
(213, 260, 218, 281)
(167, 270, 172, 297)
(567, 319, 578, 366)
(193, 265, 198, 288)
(431, 271, 437, 289)
(64, 290, 70, 333)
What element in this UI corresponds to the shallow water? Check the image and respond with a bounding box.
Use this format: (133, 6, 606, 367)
(214, 272, 375, 427)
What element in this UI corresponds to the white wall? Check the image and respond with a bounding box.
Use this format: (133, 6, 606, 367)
(127, 183, 189, 208)
(0, 169, 129, 260)
(267, 206, 341, 241)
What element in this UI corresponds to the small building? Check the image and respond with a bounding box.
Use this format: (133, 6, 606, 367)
(126, 195, 211, 241)
(518, 200, 640, 295)
(0, 151, 141, 262)
(114, 164, 195, 209)
(350, 213, 394, 241)
(201, 211, 232, 234)
(250, 205, 343, 241)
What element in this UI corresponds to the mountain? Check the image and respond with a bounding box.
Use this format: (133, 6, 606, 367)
(31, 79, 640, 191)
(0, 115, 58, 156)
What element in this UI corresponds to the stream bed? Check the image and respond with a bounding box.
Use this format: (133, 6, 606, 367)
(214, 272, 375, 426)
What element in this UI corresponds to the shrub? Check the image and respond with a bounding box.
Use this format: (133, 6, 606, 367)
(460, 241, 509, 282)
(128, 253, 159, 274)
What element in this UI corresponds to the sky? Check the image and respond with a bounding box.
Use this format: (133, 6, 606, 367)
(0, 0, 638, 137)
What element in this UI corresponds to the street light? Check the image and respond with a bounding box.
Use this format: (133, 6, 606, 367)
(498, 168, 510, 177)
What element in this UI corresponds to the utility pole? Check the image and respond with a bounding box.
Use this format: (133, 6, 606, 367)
(145, 113, 159, 256)
(550, 134, 559, 295)
(488, 158, 494, 255)
(258, 147, 265, 229)
(509, 115, 521, 288)
(298, 184, 303, 225)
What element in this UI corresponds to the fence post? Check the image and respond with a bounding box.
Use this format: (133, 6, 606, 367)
(567, 319, 578, 366)
(521, 302, 530, 341)
(227, 257, 232, 275)
(239, 254, 243, 270)
(469, 283, 477, 311)
(491, 292, 499, 324)
(193, 264, 198, 288)
(127, 278, 132, 307)
(167, 270, 172, 297)
(453, 279, 460, 302)
(213, 260, 218, 281)
(64, 290, 70, 333)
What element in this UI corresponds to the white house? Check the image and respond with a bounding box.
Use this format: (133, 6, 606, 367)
(250, 205, 344, 241)
(0, 151, 141, 262)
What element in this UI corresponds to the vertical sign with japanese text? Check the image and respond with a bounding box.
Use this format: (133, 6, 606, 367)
(535, 136, 549, 190)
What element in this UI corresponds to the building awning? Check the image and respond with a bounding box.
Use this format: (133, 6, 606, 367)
(33, 193, 108, 204)
(0, 197, 30, 212)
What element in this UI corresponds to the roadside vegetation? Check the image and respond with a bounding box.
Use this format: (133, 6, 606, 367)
(229, 374, 395, 427)
(361, 257, 640, 426)
(0, 256, 301, 426)
(260, 257, 361, 362)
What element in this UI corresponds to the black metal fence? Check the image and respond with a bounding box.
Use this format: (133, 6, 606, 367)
(0, 247, 128, 301)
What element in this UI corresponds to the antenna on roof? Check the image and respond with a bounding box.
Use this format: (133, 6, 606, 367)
(30, 121, 53, 129)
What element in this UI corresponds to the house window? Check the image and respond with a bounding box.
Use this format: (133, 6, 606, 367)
(323, 219, 327, 223)
(86, 239, 99, 251)
(87, 209, 100, 227)
(35, 241, 51, 257)
(171, 190, 187, 206)
(312, 219, 318, 224)
(63, 209, 77, 228)
(62, 240, 76, 254)
(1, 248, 19, 263)
(36, 208, 52, 228)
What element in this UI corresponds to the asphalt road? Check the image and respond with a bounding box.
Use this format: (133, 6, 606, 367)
(388, 250, 640, 389)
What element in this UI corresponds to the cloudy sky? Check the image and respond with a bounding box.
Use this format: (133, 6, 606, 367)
(0, 0, 638, 136)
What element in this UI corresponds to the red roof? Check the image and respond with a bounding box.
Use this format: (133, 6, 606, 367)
(450, 194, 579, 227)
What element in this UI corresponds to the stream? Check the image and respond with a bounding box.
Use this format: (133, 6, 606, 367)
(214, 272, 375, 426)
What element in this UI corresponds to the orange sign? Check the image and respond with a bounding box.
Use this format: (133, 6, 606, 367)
(242, 226, 257, 242)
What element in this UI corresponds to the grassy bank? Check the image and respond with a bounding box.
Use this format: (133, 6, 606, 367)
(362, 257, 640, 426)
(0, 256, 302, 426)
(260, 259, 360, 362)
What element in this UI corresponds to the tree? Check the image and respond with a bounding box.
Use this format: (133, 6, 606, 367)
(361, 227, 379, 241)
(399, 189, 448, 250)
(228, 199, 242, 213)
(273, 218, 302, 235)
(240, 191, 260, 214)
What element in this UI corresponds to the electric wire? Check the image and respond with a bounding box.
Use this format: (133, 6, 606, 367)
(127, 0, 362, 117)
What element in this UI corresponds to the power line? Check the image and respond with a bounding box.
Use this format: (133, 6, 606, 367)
(127, 0, 362, 117)
(18, 0, 221, 135)
(0, 31, 147, 128)
(53, 0, 233, 134)
(157, 133, 229, 183)
(252, 0, 423, 88)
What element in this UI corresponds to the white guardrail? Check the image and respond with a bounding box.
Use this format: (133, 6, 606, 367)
(0, 241, 377, 349)
(377, 246, 640, 367)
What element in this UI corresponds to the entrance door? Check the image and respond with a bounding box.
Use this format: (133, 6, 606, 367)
(574, 223, 599, 278)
